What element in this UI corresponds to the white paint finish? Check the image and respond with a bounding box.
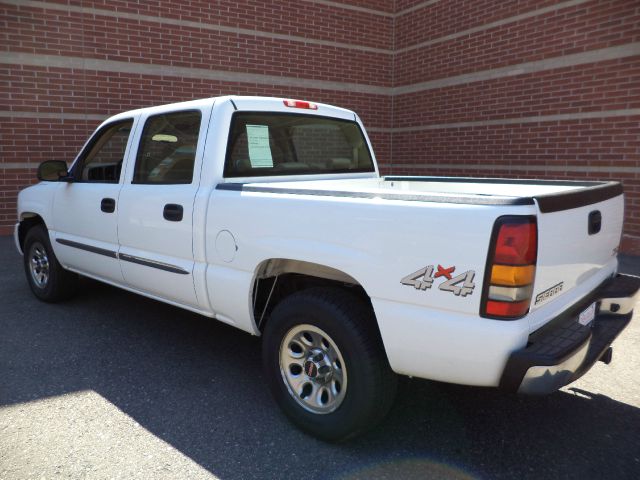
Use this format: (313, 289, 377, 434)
(17, 183, 57, 228)
(192, 261, 212, 312)
(215, 230, 237, 263)
(51, 227, 122, 281)
(116, 185, 197, 259)
(231, 96, 356, 119)
(117, 244, 197, 300)
(246, 176, 585, 198)
(117, 103, 213, 308)
(47, 115, 140, 283)
(204, 265, 256, 333)
(63, 263, 215, 318)
(199, 97, 237, 189)
(527, 195, 623, 328)
(15, 96, 631, 388)
(51, 183, 122, 281)
(205, 185, 536, 323)
(372, 298, 530, 386)
(525, 263, 616, 334)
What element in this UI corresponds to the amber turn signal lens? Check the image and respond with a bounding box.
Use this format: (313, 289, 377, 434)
(490, 265, 535, 287)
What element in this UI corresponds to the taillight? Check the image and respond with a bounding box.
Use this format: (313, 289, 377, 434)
(283, 99, 318, 110)
(481, 216, 537, 319)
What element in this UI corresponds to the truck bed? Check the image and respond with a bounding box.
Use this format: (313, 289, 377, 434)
(218, 174, 624, 334)
(218, 175, 622, 212)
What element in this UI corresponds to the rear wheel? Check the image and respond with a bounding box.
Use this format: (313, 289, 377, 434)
(262, 287, 397, 441)
(279, 323, 348, 415)
(23, 225, 78, 302)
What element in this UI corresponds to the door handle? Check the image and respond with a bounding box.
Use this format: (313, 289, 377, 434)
(101, 198, 116, 213)
(588, 210, 602, 235)
(163, 203, 183, 222)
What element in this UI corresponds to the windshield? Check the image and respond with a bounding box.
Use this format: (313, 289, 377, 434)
(223, 112, 375, 178)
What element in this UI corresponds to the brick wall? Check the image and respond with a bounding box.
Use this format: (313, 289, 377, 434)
(1, 0, 639, 252)
(391, 0, 640, 253)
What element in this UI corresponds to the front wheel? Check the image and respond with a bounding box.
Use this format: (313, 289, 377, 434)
(262, 287, 397, 441)
(23, 225, 78, 302)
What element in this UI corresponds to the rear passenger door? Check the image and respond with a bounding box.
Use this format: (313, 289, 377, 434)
(117, 107, 211, 308)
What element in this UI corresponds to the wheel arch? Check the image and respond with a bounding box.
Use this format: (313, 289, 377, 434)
(251, 258, 387, 356)
(17, 213, 47, 253)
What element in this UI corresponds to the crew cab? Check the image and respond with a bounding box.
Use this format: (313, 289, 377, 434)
(15, 96, 639, 440)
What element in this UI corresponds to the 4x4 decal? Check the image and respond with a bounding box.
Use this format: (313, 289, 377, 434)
(401, 265, 475, 297)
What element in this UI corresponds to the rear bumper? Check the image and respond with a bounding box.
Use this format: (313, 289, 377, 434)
(500, 273, 640, 394)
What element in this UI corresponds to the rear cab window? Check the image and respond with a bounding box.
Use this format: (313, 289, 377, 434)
(223, 113, 374, 178)
(133, 110, 202, 185)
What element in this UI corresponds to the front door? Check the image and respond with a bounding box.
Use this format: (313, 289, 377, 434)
(52, 118, 136, 283)
(117, 108, 209, 308)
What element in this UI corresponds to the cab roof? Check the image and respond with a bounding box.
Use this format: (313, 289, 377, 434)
(103, 96, 357, 126)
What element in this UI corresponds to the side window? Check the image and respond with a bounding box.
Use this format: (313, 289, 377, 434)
(76, 120, 133, 183)
(133, 110, 201, 185)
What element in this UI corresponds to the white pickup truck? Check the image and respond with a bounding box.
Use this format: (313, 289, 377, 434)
(15, 96, 639, 440)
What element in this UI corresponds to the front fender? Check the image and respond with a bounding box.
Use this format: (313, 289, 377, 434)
(18, 183, 58, 229)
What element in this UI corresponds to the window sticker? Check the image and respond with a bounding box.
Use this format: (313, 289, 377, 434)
(246, 124, 273, 168)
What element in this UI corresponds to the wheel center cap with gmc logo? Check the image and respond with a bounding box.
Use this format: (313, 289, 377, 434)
(304, 349, 332, 383)
(304, 360, 318, 378)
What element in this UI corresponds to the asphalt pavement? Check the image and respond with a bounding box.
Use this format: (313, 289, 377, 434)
(1, 235, 639, 479)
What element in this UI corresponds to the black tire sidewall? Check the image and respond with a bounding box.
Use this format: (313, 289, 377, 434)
(23, 226, 64, 301)
(263, 289, 386, 441)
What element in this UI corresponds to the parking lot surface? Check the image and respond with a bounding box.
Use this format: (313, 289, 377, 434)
(1, 236, 639, 479)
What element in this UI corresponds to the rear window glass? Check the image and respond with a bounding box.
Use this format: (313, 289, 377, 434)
(224, 113, 374, 178)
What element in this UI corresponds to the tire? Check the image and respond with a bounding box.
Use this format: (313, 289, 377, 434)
(262, 287, 398, 441)
(23, 224, 78, 302)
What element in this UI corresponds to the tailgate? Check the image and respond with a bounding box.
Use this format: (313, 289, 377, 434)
(529, 182, 624, 324)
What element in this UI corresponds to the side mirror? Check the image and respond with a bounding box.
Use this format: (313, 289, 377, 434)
(37, 160, 71, 182)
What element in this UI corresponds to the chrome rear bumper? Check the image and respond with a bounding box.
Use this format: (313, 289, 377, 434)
(500, 273, 640, 394)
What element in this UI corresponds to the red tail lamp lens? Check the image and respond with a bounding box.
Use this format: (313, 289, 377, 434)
(481, 216, 538, 320)
(485, 300, 531, 317)
(494, 221, 537, 265)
